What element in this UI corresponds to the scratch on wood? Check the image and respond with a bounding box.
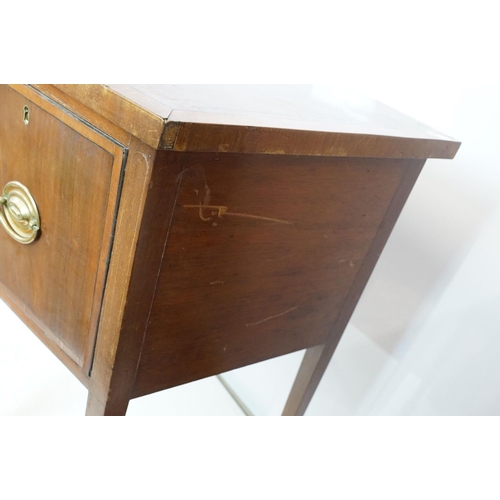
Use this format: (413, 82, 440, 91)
(198, 203, 212, 221)
(210, 280, 225, 285)
(188, 179, 214, 221)
(229, 211, 294, 224)
(245, 306, 298, 327)
(183, 204, 293, 225)
(203, 181, 211, 206)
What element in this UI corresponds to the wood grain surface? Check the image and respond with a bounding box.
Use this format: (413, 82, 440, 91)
(133, 153, 420, 398)
(0, 84, 460, 416)
(282, 161, 425, 415)
(0, 85, 125, 374)
(30, 84, 132, 148)
(53, 84, 460, 159)
(85, 141, 185, 415)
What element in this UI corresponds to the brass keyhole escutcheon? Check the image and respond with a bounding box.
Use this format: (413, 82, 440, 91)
(0, 181, 40, 244)
(23, 105, 30, 125)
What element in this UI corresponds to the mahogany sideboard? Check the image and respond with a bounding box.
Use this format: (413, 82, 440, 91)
(0, 85, 460, 415)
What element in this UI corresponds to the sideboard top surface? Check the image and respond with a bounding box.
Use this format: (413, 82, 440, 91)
(45, 84, 460, 159)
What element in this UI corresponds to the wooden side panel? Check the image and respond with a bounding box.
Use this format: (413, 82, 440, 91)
(283, 162, 425, 415)
(133, 153, 419, 398)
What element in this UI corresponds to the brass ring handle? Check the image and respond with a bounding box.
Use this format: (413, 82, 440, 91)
(0, 181, 40, 244)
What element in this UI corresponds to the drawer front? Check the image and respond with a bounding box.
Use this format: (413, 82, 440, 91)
(0, 85, 126, 375)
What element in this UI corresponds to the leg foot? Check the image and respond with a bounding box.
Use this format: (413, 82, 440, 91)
(282, 345, 330, 416)
(85, 391, 129, 416)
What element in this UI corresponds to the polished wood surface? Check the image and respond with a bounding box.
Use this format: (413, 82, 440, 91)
(133, 153, 420, 397)
(31, 84, 132, 147)
(0, 84, 460, 415)
(53, 84, 460, 159)
(282, 161, 425, 415)
(86, 141, 184, 415)
(0, 86, 125, 375)
(50, 84, 166, 149)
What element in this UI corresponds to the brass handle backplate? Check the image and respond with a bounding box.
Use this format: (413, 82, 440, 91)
(0, 181, 40, 244)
